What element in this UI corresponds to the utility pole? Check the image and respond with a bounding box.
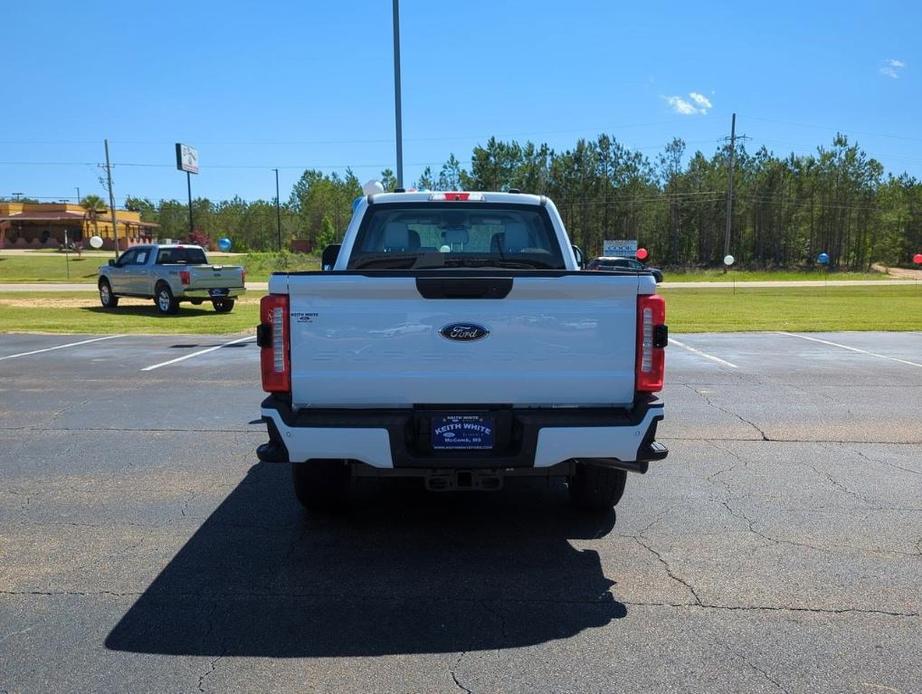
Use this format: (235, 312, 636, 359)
(104, 139, 120, 256)
(274, 168, 282, 251)
(392, 0, 404, 188)
(75, 186, 81, 204)
(723, 113, 736, 260)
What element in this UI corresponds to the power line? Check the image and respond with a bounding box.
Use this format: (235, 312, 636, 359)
(746, 115, 922, 144)
(0, 120, 684, 147)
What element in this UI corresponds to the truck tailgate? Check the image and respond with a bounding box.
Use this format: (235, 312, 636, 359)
(285, 273, 642, 408)
(188, 266, 243, 288)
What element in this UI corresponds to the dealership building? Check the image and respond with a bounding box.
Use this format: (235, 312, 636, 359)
(0, 202, 158, 250)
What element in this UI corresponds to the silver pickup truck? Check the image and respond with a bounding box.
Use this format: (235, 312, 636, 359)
(97, 244, 246, 314)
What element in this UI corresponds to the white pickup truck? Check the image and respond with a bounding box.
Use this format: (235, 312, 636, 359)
(257, 191, 668, 512)
(97, 244, 245, 314)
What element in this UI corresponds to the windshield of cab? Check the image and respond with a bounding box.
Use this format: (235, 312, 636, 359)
(347, 203, 566, 270)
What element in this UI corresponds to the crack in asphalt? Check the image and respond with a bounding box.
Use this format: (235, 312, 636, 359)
(851, 447, 922, 477)
(807, 458, 870, 505)
(194, 601, 224, 693)
(450, 670, 472, 694)
(449, 650, 472, 694)
(633, 536, 703, 606)
(726, 645, 790, 693)
(683, 384, 771, 441)
(0, 590, 917, 618)
(180, 490, 198, 518)
(197, 655, 222, 693)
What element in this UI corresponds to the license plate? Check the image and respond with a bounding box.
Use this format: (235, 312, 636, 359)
(432, 414, 494, 450)
(208, 288, 229, 297)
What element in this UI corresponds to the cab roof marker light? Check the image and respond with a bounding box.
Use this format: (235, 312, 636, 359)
(429, 192, 484, 202)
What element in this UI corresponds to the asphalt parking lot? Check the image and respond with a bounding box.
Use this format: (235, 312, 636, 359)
(1, 331, 920, 693)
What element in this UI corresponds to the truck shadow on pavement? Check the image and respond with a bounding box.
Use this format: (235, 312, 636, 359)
(105, 463, 627, 657)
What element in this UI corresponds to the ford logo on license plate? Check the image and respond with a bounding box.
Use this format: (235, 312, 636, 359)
(440, 323, 489, 342)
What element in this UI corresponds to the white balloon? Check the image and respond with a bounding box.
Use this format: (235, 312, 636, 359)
(89, 235, 104, 249)
(723, 254, 735, 266)
(363, 180, 385, 196)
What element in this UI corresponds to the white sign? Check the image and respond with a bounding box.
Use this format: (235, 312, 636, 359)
(175, 143, 199, 174)
(603, 239, 638, 257)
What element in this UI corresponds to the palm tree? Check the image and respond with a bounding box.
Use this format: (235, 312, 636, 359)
(80, 195, 107, 246)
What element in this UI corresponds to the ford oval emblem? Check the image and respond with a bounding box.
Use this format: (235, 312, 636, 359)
(440, 323, 489, 342)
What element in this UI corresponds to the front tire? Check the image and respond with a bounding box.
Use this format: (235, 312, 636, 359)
(568, 462, 627, 512)
(154, 283, 179, 315)
(212, 298, 235, 313)
(292, 460, 351, 512)
(98, 280, 118, 308)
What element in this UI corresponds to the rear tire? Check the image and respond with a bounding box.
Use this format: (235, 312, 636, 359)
(154, 283, 179, 315)
(212, 298, 235, 313)
(98, 280, 118, 308)
(292, 460, 351, 512)
(568, 462, 627, 512)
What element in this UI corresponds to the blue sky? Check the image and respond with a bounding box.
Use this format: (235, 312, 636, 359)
(3, 0, 920, 204)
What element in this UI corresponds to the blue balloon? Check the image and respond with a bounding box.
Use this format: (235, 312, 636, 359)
(817, 252, 830, 265)
(217, 237, 232, 252)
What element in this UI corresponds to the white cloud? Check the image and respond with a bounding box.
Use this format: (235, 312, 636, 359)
(664, 91, 713, 116)
(689, 92, 713, 110)
(880, 58, 906, 79)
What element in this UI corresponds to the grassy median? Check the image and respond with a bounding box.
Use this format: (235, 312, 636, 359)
(0, 285, 920, 335)
(0, 251, 320, 283)
(0, 293, 259, 334)
(663, 269, 890, 282)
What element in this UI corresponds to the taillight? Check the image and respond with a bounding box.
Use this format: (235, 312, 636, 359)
(258, 294, 290, 393)
(241, 269, 247, 285)
(179, 270, 191, 285)
(636, 294, 667, 393)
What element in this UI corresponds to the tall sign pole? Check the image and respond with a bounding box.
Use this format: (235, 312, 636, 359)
(392, 0, 404, 188)
(104, 139, 119, 256)
(175, 143, 199, 237)
(274, 168, 282, 251)
(186, 172, 193, 235)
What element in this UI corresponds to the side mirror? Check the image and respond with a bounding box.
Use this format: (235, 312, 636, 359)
(108, 259, 116, 267)
(571, 244, 585, 269)
(321, 244, 341, 271)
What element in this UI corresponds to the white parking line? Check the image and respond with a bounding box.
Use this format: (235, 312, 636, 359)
(669, 338, 739, 369)
(0, 335, 126, 362)
(777, 332, 922, 368)
(141, 335, 255, 371)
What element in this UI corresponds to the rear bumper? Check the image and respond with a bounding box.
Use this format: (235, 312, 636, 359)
(258, 395, 667, 473)
(181, 288, 246, 299)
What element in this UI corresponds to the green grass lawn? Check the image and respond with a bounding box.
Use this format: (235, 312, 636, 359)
(1, 285, 919, 335)
(0, 293, 259, 335)
(0, 251, 319, 283)
(663, 269, 892, 282)
(661, 285, 922, 332)
(0, 254, 104, 282)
